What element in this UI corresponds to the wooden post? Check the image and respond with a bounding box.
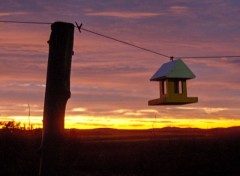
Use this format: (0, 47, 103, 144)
(39, 22, 74, 176)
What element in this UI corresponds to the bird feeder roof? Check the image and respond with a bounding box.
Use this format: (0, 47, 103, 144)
(150, 59, 196, 81)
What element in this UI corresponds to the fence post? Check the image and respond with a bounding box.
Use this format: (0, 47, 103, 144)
(39, 21, 74, 176)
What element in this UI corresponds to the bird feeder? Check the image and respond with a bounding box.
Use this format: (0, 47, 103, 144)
(148, 59, 198, 105)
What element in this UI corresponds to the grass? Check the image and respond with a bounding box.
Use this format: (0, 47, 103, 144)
(1, 127, 240, 175)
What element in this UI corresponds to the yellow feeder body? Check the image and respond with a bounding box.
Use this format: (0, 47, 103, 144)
(148, 59, 198, 105)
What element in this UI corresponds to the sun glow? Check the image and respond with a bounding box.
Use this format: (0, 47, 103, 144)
(1, 114, 240, 130)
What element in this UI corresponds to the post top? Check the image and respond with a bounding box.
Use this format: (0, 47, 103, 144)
(51, 21, 74, 29)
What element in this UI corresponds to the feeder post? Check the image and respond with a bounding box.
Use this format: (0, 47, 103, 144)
(39, 22, 74, 176)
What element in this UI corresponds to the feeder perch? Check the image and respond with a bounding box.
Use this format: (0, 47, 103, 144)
(148, 59, 198, 105)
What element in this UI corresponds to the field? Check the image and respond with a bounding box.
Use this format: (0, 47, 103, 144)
(1, 127, 240, 175)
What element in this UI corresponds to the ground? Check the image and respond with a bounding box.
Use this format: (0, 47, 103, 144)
(1, 127, 240, 175)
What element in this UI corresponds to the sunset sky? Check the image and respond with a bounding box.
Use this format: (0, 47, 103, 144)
(0, 0, 240, 129)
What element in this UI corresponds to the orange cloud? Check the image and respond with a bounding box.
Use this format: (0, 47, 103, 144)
(85, 11, 165, 19)
(170, 6, 189, 13)
(0, 12, 27, 17)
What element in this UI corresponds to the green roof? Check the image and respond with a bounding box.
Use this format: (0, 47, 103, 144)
(150, 59, 196, 81)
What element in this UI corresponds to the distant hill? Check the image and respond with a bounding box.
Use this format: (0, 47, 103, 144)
(64, 126, 240, 142)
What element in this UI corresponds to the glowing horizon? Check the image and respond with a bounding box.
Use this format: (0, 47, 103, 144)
(2, 113, 240, 130)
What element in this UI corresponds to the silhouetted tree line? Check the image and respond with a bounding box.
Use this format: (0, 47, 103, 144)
(0, 121, 33, 130)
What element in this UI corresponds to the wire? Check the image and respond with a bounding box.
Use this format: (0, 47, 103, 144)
(0, 20, 51, 25)
(177, 56, 240, 59)
(1, 20, 240, 60)
(80, 27, 171, 58)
